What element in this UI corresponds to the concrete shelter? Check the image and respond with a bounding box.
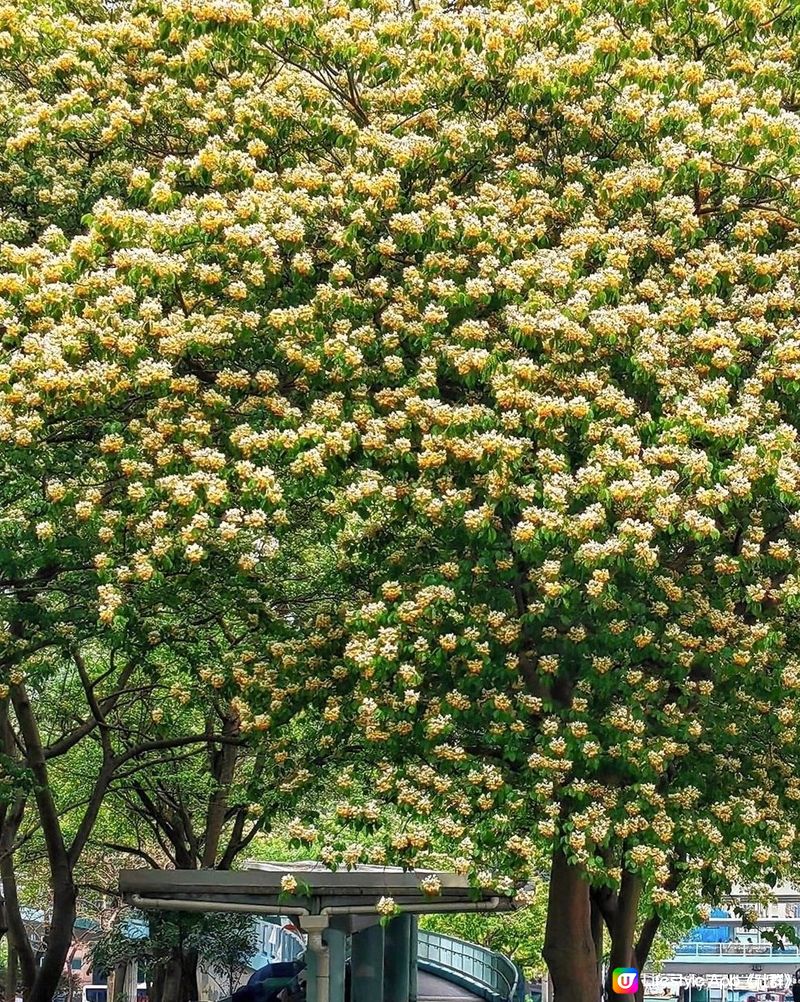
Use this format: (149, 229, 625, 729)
(119, 862, 517, 1002)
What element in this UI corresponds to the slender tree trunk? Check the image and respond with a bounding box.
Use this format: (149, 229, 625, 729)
(631, 914, 662, 1002)
(0, 705, 34, 994)
(591, 897, 604, 989)
(0, 714, 7, 956)
(1, 813, 37, 992)
(10, 684, 78, 1002)
(109, 961, 129, 1002)
(151, 963, 165, 1002)
(542, 848, 600, 1002)
(201, 715, 240, 869)
(7, 943, 18, 1002)
(29, 881, 77, 1002)
(66, 950, 77, 1002)
(606, 870, 642, 1002)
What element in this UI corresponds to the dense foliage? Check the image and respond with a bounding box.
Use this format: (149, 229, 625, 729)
(2, 0, 800, 997)
(90, 910, 258, 1001)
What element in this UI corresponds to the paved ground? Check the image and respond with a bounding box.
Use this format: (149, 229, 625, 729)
(418, 971, 482, 1000)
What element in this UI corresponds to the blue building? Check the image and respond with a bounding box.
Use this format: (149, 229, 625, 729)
(649, 886, 800, 1000)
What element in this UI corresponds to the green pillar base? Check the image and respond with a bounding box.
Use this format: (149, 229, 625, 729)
(351, 923, 385, 1002)
(305, 944, 319, 1002)
(409, 917, 418, 1002)
(324, 928, 346, 1002)
(384, 913, 411, 1002)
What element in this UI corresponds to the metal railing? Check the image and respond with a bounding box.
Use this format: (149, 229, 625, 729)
(417, 929, 524, 1001)
(673, 941, 800, 958)
(256, 917, 305, 963)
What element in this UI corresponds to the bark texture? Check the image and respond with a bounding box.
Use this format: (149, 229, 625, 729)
(543, 848, 601, 1002)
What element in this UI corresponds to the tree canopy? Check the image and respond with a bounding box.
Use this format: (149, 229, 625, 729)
(2, 0, 800, 998)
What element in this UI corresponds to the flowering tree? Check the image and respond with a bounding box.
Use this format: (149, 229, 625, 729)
(0, 638, 266, 1002)
(314, 0, 800, 989)
(3, 0, 800, 999)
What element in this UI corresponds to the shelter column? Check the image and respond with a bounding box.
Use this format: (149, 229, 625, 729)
(384, 913, 411, 1002)
(409, 916, 418, 1002)
(351, 922, 385, 1002)
(324, 928, 346, 1002)
(302, 917, 330, 1002)
(305, 940, 319, 1002)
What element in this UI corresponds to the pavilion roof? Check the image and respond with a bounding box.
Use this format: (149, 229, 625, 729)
(119, 860, 517, 918)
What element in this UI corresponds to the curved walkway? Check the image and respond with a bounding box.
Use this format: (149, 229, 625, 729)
(418, 970, 482, 1000)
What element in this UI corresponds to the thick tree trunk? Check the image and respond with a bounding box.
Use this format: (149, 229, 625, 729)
(27, 879, 78, 1002)
(149, 927, 198, 1002)
(181, 948, 199, 1002)
(543, 848, 601, 1002)
(159, 953, 184, 1002)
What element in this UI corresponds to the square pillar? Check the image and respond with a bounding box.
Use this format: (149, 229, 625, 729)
(305, 943, 319, 1002)
(324, 928, 347, 1002)
(409, 917, 418, 1002)
(351, 923, 384, 1002)
(383, 913, 411, 1002)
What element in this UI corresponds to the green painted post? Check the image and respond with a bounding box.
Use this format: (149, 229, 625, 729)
(384, 914, 411, 1002)
(324, 928, 347, 1002)
(409, 917, 418, 1002)
(305, 943, 319, 1002)
(351, 923, 385, 1002)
